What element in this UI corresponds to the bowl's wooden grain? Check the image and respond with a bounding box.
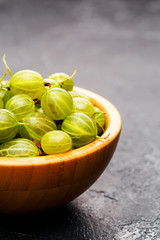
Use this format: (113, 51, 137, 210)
(0, 87, 122, 214)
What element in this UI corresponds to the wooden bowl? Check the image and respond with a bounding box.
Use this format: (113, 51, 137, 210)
(0, 87, 122, 214)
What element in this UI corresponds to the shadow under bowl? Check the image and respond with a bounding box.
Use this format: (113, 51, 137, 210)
(0, 87, 122, 214)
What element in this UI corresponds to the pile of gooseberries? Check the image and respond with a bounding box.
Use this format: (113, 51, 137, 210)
(0, 55, 106, 157)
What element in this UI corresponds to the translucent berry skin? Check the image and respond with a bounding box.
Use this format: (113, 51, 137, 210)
(72, 97, 95, 117)
(48, 73, 74, 91)
(19, 112, 57, 142)
(5, 94, 35, 121)
(0, 138, 40, 157)
(92, 107, 105, 136)
(41, 130, 72, 155)
(0, 109, 19, 143)
(41, 88, 73, 120)
(61, 112, 97, 148)
(9, 70, 45, 99)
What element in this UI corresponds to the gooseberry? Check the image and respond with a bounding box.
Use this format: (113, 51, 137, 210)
(41, 87, 73, 120)
(72, 97, 95, 117)
(0, 138, 40, 157)
(48, 67, 77, 91)
(92, 107, 105, 136)
(0, 109, 19, 143)
(5, 94, 35, 121)
(19, 112, 57, 142)
(61, 112, 97, 148)
(9, 70, 45, 99)
(41, 130, 72, 155)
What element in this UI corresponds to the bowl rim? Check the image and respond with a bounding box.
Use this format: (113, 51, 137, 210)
(0, 86, 122, 166)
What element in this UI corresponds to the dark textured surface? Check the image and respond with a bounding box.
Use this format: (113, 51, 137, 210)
(0, 0, 160, 239)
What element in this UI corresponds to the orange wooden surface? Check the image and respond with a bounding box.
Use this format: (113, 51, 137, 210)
(0, 87, 122, 214)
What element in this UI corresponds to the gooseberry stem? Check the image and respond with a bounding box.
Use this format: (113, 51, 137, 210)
(0, 69, 7, 85)
(69, 67, 77, 79)
(96, 133, 110, 140)
(2, 54, 13, 77)
(62, 67, 77, 86)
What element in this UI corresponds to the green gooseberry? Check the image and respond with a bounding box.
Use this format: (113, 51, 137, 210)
(0, 88, 12, 107)
(19, 112, 57, 142)
(9, 70, 45, 99)
(72, 97, 95, 117)
(41, 130, 72, 155)
(61, 112, 97, 148)
(0, 138, 40, 157)
(0, 109, 19, 143)
(92, 107, 105, 136)
(0, 98, 3, 109)
(41, 87, 73, 120)
(48, 67, 77, 91)
(5, 94, 35, 121)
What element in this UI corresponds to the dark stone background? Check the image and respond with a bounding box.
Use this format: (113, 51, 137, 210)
(0, 0, 160, 239)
